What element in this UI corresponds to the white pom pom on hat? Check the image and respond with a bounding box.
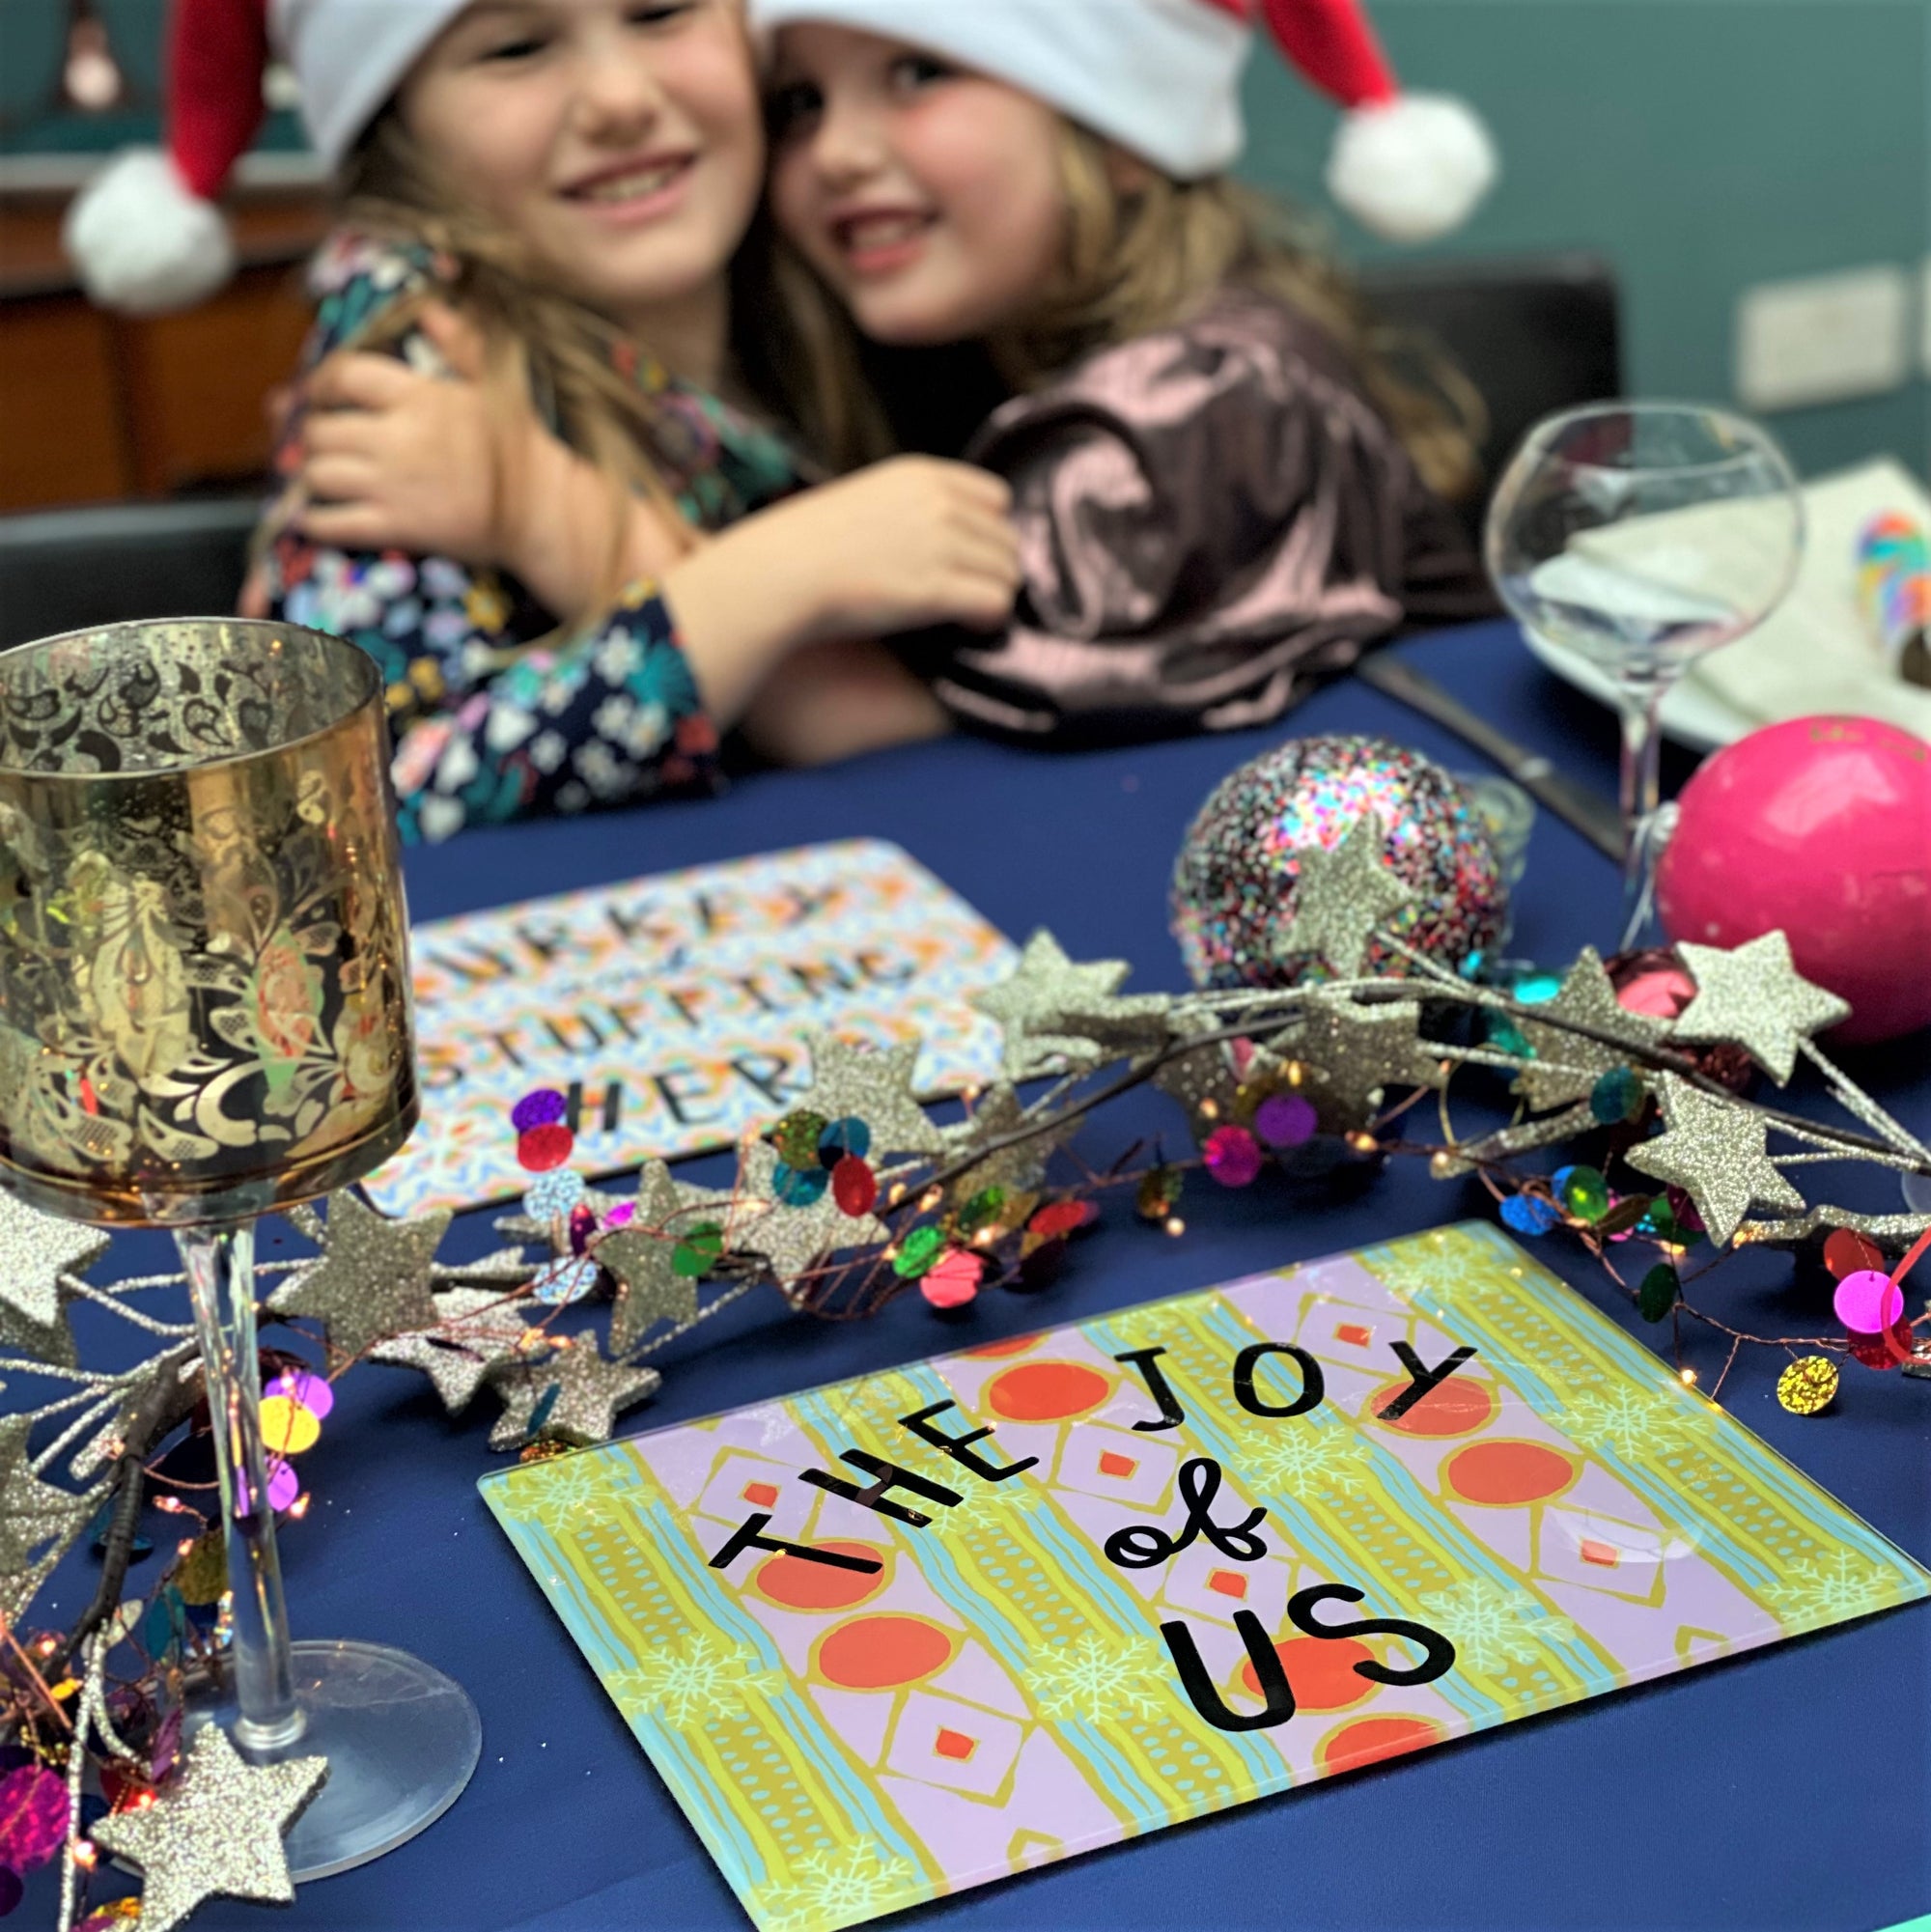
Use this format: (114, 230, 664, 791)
(64, 0, 468, 315)
(750, 0, 1497, 241)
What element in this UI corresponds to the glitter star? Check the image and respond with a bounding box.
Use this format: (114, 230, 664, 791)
(1668, 932, 1852, 1084)
(89, 1723, 327, 1932)
(796, 1032, 946, 1156)
(971, 930, 1170, 1077)
(0, 1191, 109, 1367)
(0, 1415, 97, 1610)
(269, 1190, 451, 1364)
(1514, 947, 1669, 1111)
(367, 1286, 532, 1415)
(737, 1141, 889, 1297)
(1151, 1013, 1241, 1137)
(941, 1081, 1081, 1197)
(487, 1340, 661, 1450)
(1625, 1075, 1806, 1246)
(1273, 814, 1418, 978)
(601, 1162, 698, 1355)
(1293, 995, 1444, 1131)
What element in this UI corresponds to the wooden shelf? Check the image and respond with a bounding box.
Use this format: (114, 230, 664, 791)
(0, 188, 330, 512)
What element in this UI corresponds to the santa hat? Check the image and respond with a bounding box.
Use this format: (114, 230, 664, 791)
(65, 0, 467, 315)
(751, 0, 1497, 243)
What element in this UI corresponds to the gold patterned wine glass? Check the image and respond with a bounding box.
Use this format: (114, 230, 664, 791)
(0, 618, 480, 1879)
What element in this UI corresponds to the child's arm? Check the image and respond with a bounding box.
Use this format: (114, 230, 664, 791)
(266, 457, 1012, 838)
(296, 302, 686, 622)
(738, 638, 951, 768)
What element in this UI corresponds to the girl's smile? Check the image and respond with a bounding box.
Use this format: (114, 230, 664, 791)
(401, 0, 763, 374)
(767, 23, 1069, 347)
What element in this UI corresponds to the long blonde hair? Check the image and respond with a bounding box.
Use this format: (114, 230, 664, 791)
(777, 120, 1484, 502)
(324, 109, 826, 624)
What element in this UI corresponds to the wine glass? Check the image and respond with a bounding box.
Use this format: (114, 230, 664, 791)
(1484, 402, 1803, 947)
(0, 618, 480, 1879)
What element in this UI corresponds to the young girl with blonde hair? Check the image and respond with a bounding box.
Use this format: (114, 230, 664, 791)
(750, 0, 1501, 746)
(69, 0, 1011, 838)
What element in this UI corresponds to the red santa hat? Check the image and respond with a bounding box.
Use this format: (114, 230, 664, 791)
(65, 0, 468, 315)
(751, 0, 1497, 243)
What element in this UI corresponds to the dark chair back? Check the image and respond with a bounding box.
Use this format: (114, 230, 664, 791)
(1358, 253, 1624, 524)
(0, 495, 260, 649)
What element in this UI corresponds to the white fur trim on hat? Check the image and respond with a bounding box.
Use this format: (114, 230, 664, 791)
(63, 148, 237, 316)
(1326, 94, 1497, 242)
(751, 0, 1252, 180)
(269, 0, 471, 167)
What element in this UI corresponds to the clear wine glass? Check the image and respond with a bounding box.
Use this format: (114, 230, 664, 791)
(1484, 402, 1803, 947)
(0, 618, 480, 1879)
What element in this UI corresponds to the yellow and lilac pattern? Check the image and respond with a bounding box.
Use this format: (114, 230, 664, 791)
(481, 1223, 1925, 1932)
(366, 841, 1015, 1216)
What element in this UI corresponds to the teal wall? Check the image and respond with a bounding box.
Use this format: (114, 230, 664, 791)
(1237, 0, 1931, 481)
(7, 0, 1926, 480)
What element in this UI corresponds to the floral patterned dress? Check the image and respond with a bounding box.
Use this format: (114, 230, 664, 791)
(260, 232, 805, 843)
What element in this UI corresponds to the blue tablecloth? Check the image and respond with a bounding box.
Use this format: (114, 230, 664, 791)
(46, 621, 1931, 1931)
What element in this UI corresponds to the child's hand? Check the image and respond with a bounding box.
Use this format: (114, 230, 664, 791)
(296, 303, 501, 563)
(771, 457, 1021, 640)
(663, 456, 1019, 726)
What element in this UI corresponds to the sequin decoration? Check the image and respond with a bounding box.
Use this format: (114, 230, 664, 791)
(1558, 1165, 1610, 1222)
(1203, 1125, 1264, 1188)
(893, 1227, 945, 1278)
(1168, 735, 1508, 991)
(1254, 1093, 1317, 1148)
(1824, 1228, 1887, 1279)
(921, 1250, 982, 1310)
(1777, 1356, 1840, 1415)
(773, 1110, 829, 1170)
(1590, 1067, 1645, 1126)
(1637, 1263, 1680, 1322)
(1500, 1193, 1559, 1238)
(831, 1156, 878, 1218)
(1136, 1166, 1183, 1221)
(773, 1161, 830, 1207)
(532, 1255, 600, 1307)
(1833, 1269, 1904, 1334)
(1029, 1199, 1098, 1240)
(517, 1124, 574, 1172)
(512, 1089, 569, 1133)
(523, 1169, 587, 1219)
(819, 1116, 872, 1164)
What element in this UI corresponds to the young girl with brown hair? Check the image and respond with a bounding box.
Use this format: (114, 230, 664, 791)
(69, 0, 1011, 839)
(749, 0, 1500, 749)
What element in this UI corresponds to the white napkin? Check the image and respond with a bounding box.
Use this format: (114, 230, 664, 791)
(1568, 457, 1931, 739)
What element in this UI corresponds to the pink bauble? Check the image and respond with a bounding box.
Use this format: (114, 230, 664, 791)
(1657, 716, 1931, 1043)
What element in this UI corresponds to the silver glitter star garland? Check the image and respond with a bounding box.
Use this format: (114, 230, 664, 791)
(11, 890, 1931, 1928)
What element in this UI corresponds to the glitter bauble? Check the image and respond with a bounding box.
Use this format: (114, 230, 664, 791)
(1169, 735, 1508, 990)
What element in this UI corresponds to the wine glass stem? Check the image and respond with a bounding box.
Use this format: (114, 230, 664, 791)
(1616, 672, 1666, 950)
(176, 1222, 304, 1751)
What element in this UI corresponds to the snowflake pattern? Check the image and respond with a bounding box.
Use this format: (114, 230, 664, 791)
(1242, 1424, 1376, 1501)
(1025, 1632, 1170, 1725)
(609, 1634, 782, 1727)
(1563, 1386, 1695, 1463)
(752, 1841, 920, 1932)
(490, 1453, 643, 1534)
(1758, 1549, 1902, 1627)
(1414, 1578, 1580, 1674)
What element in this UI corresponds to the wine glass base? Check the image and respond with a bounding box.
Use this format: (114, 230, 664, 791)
(186, 1639, 482, 1882)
